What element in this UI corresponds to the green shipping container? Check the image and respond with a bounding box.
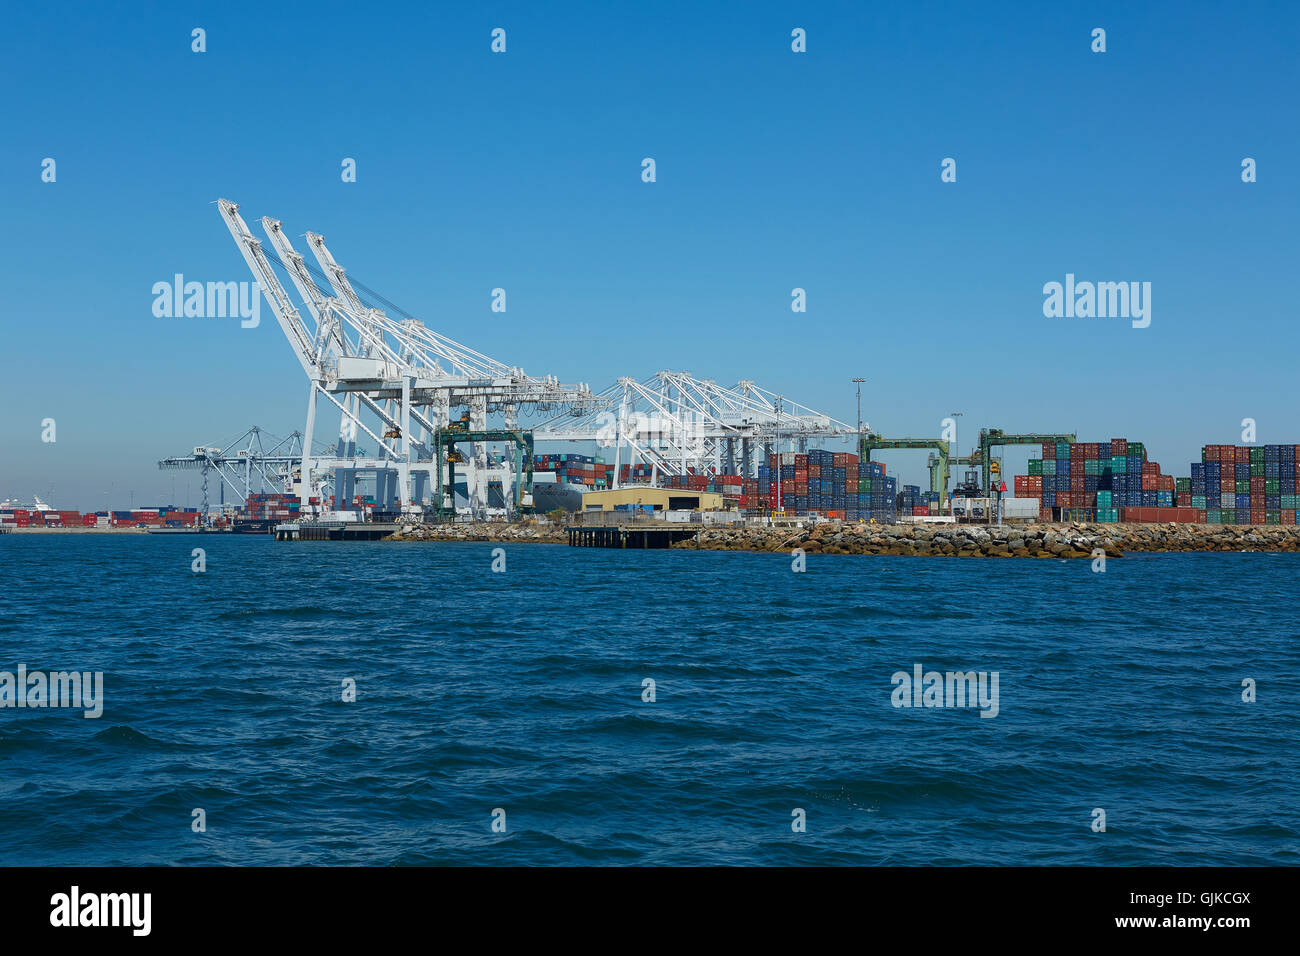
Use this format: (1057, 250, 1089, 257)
(1028, 459, 1042, 476)
(1221, 509, 1235, 523)
(1251, 462, 1265, 477)
(1236, 479, 1250, 493)
(1111, 456, 1127, 474)
(1129, 442, 1145, 458)
(1056, 442, 1071, 458)
(1206, 509, 1222, 524)
(1250, 447, 1265, 464)
(1266, 478, 1280, 494)
(1266, 511, 1281, 524)
(1176, 477, 1191, 493)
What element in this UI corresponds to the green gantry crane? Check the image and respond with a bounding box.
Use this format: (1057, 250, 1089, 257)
(436, 415, 535, 521)
(974, 428, 1076, 495)
(858, 435, 950, 497)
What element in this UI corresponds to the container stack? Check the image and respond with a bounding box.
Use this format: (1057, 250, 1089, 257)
(895, 484, 936, 517)
(1189, 444, 1299, 525)
(745, 450, 894, 519)
(239, 493, 301, 523)
(83, 505, 205, 527)
(1, 505, 196, 529)
(857, 460, 897, 521)
(0, 508, 31, 528)
(617, 463, 657, 484)
(1015, 438, 1185, 522)
(535, 454, 613, 489)
(657, 471, 747, 507)
(772, 452, 806, 512)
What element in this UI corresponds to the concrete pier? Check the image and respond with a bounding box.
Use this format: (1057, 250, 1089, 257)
(567, 523, 699, 549)
(274, 522, 400, 541)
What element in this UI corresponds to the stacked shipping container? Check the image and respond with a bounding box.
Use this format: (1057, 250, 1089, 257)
(233, 494, 299, 523)
(757, 450, 896, 520)
(896, 484, 939, 517)
(1015, 439, 1187, 522)
(0, 506, 200, 528)
(538, 454, 614, 489)
(1186, 444, 1299, 525)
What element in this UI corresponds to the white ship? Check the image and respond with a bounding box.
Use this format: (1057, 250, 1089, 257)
(0, 495, 53, 512)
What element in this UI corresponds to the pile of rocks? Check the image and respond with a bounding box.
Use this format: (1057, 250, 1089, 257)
(385, 521, 566, 544)
(382, 518, 1300, 556)
(673, 521, 1300, 557)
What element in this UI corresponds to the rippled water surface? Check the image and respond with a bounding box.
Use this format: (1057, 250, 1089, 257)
(0, 534, 1296, 865)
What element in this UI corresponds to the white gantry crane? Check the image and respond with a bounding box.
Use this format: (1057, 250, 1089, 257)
(217, 199, 605, 518)
(158, 426, 320, 519)
(532, 370, 860, 488)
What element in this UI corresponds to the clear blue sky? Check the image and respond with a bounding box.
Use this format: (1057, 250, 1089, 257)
(2, 0, 1296, 507)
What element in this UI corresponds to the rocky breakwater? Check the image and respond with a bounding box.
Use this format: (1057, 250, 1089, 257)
(672, 521, 1300, 557)
(385, 521, 566, 544)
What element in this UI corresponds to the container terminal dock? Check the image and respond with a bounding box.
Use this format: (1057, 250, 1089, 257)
(6, 200, 1299, 539)
(10, 435, 1300, 540)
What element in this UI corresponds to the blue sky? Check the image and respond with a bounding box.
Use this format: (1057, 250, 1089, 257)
(1, 0, 1296, 506)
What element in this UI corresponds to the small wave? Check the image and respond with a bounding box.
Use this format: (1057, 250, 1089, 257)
(215, 606, 338, 620)
(91, 725, 165, 748)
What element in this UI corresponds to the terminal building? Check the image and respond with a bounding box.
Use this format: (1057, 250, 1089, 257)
(579, 487, 725, 513)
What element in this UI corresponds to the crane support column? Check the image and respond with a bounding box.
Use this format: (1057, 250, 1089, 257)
(300, 381, 319, 513)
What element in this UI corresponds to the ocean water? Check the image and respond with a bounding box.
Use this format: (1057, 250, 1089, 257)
(0, 534, 1296, 866)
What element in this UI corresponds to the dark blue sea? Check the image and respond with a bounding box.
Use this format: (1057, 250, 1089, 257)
(1, 534, 1296, 866)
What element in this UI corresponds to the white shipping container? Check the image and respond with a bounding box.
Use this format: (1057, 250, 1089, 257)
(1002, 497, 1042, 519)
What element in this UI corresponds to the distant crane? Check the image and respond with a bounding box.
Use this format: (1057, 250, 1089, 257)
(158, 426, 324, 522)
(532, 371, 859, 486)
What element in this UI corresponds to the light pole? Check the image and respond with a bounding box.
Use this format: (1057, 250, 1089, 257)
(950, 411, 963, 514)
(852, 378, 865, 457)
